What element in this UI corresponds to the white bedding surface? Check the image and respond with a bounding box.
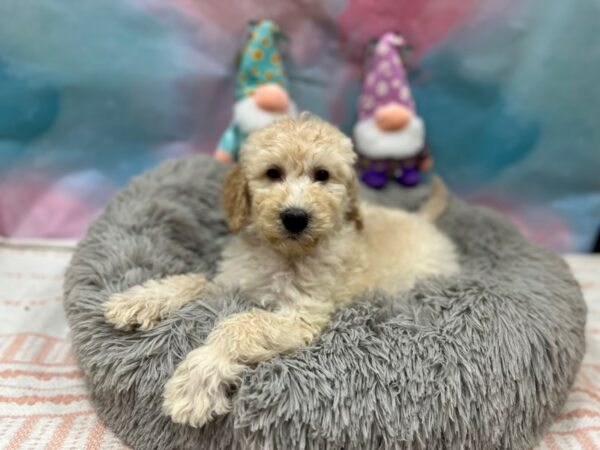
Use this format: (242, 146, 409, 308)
(0, 239, 598, 449)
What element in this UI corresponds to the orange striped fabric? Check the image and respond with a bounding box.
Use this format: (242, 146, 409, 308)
(0, 242, 126, 449)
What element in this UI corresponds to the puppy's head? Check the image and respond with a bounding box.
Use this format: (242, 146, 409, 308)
(222, 113, 362, 255)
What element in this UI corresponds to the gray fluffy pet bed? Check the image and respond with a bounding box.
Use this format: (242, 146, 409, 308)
(64, 155, 586, 450)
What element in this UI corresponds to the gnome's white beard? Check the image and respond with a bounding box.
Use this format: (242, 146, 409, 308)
(233, 96, 298, 135)
(353, 115, 425, 159)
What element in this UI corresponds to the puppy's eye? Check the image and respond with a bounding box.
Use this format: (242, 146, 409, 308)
(266, 167, 283, 181)
(314, 169, 330, 182)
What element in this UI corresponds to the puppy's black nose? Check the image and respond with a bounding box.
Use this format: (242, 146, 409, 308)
(281, 208, 309, 234)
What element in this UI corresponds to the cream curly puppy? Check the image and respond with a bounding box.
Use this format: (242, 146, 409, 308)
(104, 114, 460, 428)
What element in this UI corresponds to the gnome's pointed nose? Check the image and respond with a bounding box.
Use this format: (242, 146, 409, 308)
(375, 103, 412, 131)
(254, 83, 290, 113)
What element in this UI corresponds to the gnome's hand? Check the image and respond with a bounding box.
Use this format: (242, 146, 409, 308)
(419, 156, 434, 172)
(214, 148, 234, 164)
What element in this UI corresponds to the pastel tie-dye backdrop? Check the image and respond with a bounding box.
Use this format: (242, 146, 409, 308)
(0, 0, 598, 251)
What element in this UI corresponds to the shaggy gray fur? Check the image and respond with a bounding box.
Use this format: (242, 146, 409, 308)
(63, 155, 586, 450)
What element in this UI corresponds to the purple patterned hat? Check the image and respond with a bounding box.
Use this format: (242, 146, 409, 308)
(358, 32, 415, 121)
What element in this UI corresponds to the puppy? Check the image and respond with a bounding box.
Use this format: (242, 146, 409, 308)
(104, 114, 460, 428)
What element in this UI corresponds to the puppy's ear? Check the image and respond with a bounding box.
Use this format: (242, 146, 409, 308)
(345, 174, 364, 230)
(221, 164, 251, 233)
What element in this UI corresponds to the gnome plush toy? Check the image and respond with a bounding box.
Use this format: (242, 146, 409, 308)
(353, 32, 432, 188)
(214, 20, 297, 163)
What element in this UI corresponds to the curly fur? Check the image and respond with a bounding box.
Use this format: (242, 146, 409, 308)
(104, 114, 459, 427)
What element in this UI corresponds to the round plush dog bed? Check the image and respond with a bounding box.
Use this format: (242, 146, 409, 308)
(64, 155, 586, 450)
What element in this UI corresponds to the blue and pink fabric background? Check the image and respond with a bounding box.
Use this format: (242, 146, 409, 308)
(1, 0, 598, 251)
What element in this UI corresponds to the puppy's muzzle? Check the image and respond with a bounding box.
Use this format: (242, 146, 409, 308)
(280, 208, 309, 234)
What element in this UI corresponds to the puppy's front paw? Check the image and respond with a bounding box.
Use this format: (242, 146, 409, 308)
(105, 274, 209, 331)
(104, 285, 168, 331)
(163, 346, 244, 428)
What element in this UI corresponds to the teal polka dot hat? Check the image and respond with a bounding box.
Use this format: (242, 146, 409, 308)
(235, 20, 288, 100)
